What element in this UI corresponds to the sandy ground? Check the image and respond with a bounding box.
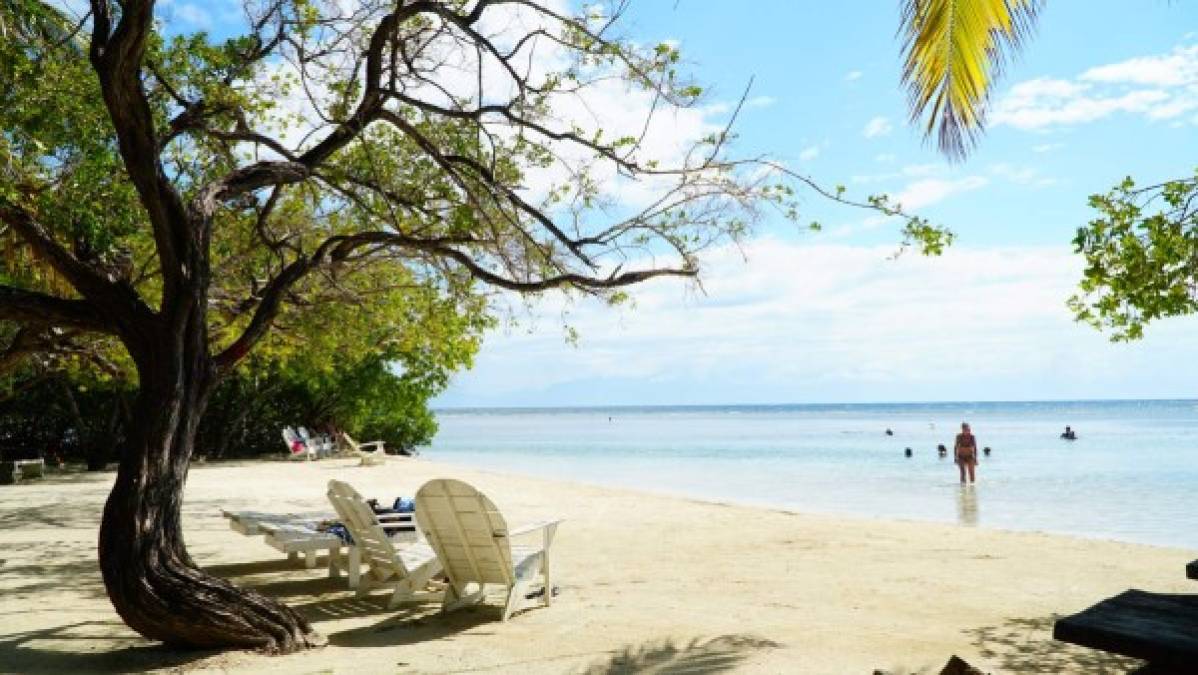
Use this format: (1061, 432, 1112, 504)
(0, 457, 1194, 674)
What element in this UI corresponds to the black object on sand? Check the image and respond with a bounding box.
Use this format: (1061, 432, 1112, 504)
(1054, 589, 1198, 669)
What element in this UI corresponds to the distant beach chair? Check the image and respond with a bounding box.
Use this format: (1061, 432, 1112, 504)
(282, 427, 314, 461)
(326, 479, 439, 607)
(342, 432, 387, 466)
(415, 478, 562, 621)
(298, 427, 334, 458)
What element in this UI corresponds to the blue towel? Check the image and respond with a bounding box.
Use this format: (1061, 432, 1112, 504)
(326, 523, 353, 545)
(392, 497, 416, 513)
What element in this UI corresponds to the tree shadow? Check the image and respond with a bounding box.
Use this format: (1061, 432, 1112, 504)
(321, 599, 498, 649)
(577, 634, 782, 675)
(241, 575, 348, 600)
(291, 595, 406, 623)
(963, 615, 1143, 674)
(0, 545, 108, 602)
(0, 620, 215, 674)
(0, 502, 103, 530)
(201, 557, 304, 578)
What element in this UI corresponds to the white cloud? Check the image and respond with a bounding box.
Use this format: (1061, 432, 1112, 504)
(845, 70, 863, 82)
(437, 238, 1198, 406)
(892, 176, 987, 210)
(746, 95, 777, 108)
(862, 116, 893, 138)
(993, 79, 1171, 129)
(1081, 45, 1198, 87)
(993, 43, 1198, 130)
(875, 153, 896, 163)
(799, 145, 820, 161)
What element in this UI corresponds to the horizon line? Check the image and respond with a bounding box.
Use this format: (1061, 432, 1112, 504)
(432, 396, 1198, 412)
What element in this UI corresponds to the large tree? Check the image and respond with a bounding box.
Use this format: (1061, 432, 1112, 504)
(0, 0, 938, 653)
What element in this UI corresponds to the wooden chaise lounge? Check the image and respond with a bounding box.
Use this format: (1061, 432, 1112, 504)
(1054, 589, 1198, 671)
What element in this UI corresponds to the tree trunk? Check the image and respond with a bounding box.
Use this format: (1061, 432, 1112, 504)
(97, 347, 322, 652)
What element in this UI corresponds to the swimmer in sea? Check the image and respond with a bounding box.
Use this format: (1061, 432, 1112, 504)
(954, 422, 978, 484)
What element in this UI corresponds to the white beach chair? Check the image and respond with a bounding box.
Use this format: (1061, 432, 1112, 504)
(415, 478, 562, 621)
(341, 432, 387, 466)
(219, 509, 356, 583)
(326, 479, 439, 607)
(298, 427, 334, 458)
(282, 427, 313, 461)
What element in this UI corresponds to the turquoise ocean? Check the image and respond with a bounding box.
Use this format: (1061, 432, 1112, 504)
(428, 400, 1198, 549)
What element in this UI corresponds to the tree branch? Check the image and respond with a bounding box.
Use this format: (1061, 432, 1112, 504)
(0, 285, 115, 333)
(0, 199, 124, 302)
(89, 0, 191, 298)
(211, 220, 691, 373)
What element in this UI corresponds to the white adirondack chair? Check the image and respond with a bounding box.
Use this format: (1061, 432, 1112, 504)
(341, 432, 386, 466)
(415, 478, 562, 621)
(282, 427, 313, 461)
(326, 479, 439, 607)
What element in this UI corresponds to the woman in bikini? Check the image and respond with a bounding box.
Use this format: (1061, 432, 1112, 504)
(954, 422, 978, 484)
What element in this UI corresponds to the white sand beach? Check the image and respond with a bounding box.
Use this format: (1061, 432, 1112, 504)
(1, 457, 1193, 674)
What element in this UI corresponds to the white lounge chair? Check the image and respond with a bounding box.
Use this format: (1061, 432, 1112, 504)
(326, 479, 439, 607)
(341, 432, 386, 466)
(415, 478, 562, 621)
(219, 509, 357, 584)
(282, 427, 314, 461)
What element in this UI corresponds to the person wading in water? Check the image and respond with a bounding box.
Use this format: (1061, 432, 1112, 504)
(954, 422, 979, 484)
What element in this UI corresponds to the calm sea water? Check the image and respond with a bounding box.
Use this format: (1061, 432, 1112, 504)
(427, 400, 1198, 549)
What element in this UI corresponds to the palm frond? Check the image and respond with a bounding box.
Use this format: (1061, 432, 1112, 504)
(900, 0, 1042, 160)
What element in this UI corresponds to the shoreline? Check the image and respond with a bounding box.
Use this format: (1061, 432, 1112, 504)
(425, 454, 1198, 553)
(1, 457, 1193, 673)
(419, 452, 1198, 552)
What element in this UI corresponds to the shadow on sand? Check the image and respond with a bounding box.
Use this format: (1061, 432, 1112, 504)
(577, 634, 782, 674)
(319, 597, 498, 649)
(0, 621, 216, 674)
(0, 545, 108, 602)
(964, 614, 1142, 674)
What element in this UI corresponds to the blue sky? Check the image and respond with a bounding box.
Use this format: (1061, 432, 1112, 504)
(154, 0, 1198, 406)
